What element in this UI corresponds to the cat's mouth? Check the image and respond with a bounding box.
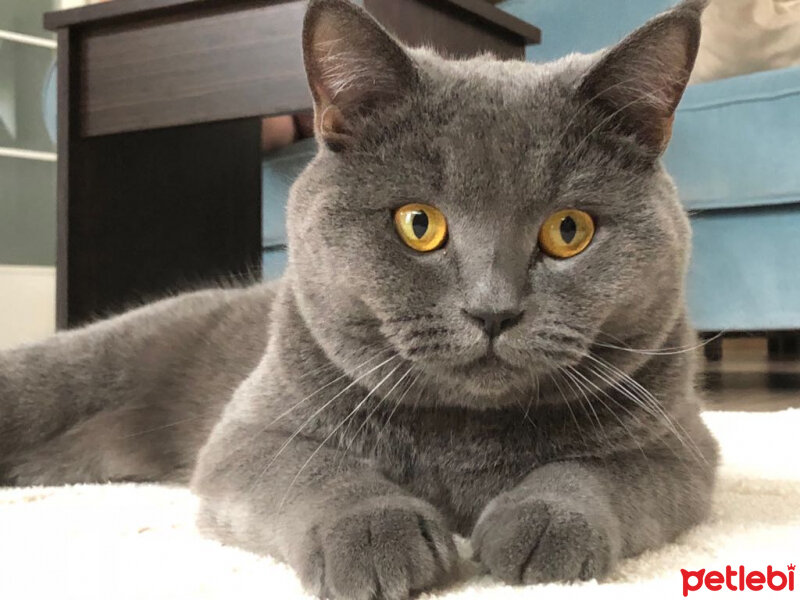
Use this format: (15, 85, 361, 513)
(468, 350, 510, 371)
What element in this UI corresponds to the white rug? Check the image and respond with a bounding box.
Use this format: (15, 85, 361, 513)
(2, 410, 798, 599)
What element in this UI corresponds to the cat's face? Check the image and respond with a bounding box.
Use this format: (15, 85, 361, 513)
(288, 0, 702, 407)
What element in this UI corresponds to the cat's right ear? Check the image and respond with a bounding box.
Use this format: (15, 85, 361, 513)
(302, 0, 418, 151)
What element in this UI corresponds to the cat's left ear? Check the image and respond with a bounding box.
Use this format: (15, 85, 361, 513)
(578, 0, 707, 155)
(302, 0, 418, 151)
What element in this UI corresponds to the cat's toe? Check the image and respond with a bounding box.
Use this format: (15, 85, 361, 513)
(306, 496, 456, 600)
(472, 497, 618, 585)
(518, 505, 614, 584)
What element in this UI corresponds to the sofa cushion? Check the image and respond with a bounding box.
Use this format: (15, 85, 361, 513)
(665, 64, 800, 211)
(687, 204, 800, 332)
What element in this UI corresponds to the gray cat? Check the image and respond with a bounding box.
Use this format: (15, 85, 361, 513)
(0, 0, 718, 597)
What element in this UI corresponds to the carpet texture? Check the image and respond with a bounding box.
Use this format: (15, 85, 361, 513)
(2, 410, 798, 599)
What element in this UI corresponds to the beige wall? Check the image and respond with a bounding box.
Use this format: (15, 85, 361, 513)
(0, 266, 55, 349)
(59, 0, 92, 8)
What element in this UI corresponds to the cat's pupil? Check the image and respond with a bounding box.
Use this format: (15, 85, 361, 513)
(412, 212, 429, 239)
(560, 216, 577, 243)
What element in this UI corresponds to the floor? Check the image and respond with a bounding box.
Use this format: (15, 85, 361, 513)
(701, 337, 800, 411)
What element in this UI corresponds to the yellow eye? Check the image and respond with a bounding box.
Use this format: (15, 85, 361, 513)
(394, 203, 448, 252)
(538, 209, 595, 259)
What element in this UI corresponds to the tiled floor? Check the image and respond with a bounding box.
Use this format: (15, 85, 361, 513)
(701, 337, 800, 411)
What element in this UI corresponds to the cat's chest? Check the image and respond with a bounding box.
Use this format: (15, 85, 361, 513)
(368, 407, 544, 533)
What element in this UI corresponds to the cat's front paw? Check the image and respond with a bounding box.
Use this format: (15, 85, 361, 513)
(296, 495, 457, 600)
(471, 496, 619, 585)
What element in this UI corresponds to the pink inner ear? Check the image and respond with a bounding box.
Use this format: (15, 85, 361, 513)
(316, 104, 349, 138)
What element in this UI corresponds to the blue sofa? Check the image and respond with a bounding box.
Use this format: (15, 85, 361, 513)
(262, 0, 800, 339)
(666, 66, 800, 333)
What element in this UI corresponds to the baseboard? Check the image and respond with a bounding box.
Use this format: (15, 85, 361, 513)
(0, 265, 56, 350)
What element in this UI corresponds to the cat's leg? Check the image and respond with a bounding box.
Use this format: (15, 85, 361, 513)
(471, 414, 718, 584)
(0, 285, 274, 485)
(193, 410, 457, 600)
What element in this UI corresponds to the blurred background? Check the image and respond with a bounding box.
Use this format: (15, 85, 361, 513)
(0, 0, 80, 345)
(0, 0, 799, 408)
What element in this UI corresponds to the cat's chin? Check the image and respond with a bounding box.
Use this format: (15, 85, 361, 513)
(433, 354, 529, 400)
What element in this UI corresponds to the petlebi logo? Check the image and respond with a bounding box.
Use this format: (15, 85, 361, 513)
(681, 563, 795, 596)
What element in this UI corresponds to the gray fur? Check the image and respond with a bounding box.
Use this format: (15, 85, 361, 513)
(0, 1, 717, 598)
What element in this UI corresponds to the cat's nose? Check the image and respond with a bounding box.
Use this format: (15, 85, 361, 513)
(463, 309, 523, 339)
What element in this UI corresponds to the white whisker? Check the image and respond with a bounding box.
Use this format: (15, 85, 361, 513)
(585, 353, 707, 464)
(266, 346, 393, 428)
(247, 353, 400, 494)
(336, 365, 412, 470)
(566, 365, 652, 467)
(594, 330, 725, 356)
(374, 372, 420, 454)
(278, 360, 404, 509)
